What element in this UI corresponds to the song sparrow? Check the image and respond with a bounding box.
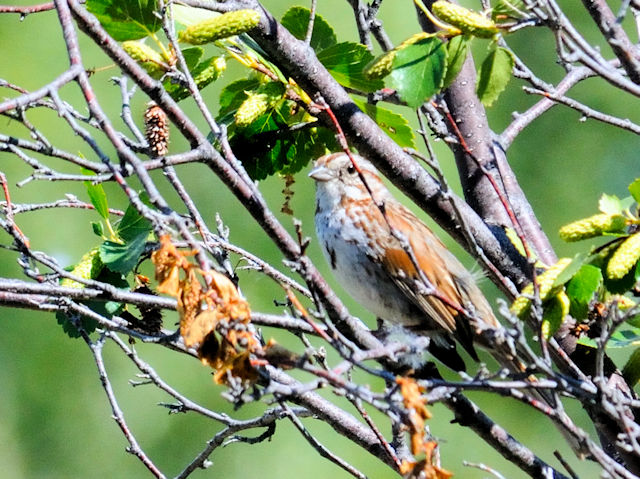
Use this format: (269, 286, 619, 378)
(310, 152, 500, 371)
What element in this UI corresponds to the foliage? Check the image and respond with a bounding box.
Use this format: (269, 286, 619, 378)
(2, 0, 640, 478)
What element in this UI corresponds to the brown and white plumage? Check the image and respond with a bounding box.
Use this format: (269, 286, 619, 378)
(310, 152, 500, 371)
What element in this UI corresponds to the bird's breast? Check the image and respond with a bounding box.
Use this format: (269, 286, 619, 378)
(314, 205, 424, 325)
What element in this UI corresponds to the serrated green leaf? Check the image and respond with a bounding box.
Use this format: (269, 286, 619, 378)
(82, 169, 109, 219)
(389, 37, 447, 108)
(623, 347, 640, 386)
(117, 204, 152, 243)
(476, 45, 514, 107)
(281, 6, 336, 52)
(99, 233, 148, 275)
(234, 123, 337, 180)
(92, 221, 104, 237)
(628, 178, 640, 204)
(352, 98, 416, 148)
(566, 264, 603, 319)
(280, 127, 332, 175)
(87, 0, 161, 41)
(552, 253, 587, 288)
(599, 193, 622, 215)
(56, 311, 97, 338)
(443, 35, 471, 88)
(317, 42, 383, 93)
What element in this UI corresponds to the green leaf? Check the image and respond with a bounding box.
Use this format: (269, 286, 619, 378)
(99, 233, 148, 275)
(117, 204, 152, 243)
(620, 195, 636, 213)
(623, 347, 640, 386)
(629, 178, 640, 204)
(83, 268, 129, 319)
(86, 0, 161, 41)
(92, 221, 104, 237)
(56, 267, 129, 338)
(389, 36, 447, 108)
(492, 0, 526, 19)
(281, 6, 337, 52)
(181, 47, 204, 70)
(552, 253, 587, 288)
(541, 294, 566, 339)
(317, 42, 383, 93)
(82, 169, 109, 219)
(476, 45, 514, 107)
(233, 123, 337, 180)
(352, 98, 416, 148)
(599, 193, 622, 215)
(566, 264, 603, 319)
(56, 311, 97, 338)
(606, 328, 640, 348)
(443, 35, 471, 88)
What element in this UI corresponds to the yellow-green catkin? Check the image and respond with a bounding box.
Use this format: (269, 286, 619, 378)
(606, 233, 640, 279)
(234, 92, 270, 127)
(194, 56, 226, 88)
(170, 56, 227, 102)
(559, 213, 627, 242)
(431, 1, 499, 38)
(511, 257, 572, 317)
(541, 291, 570, 339)
(364, 32, 429, 80)
(178, 9, 261, 45)
(60, 247, 103, 288)
(234, 83, 284, 127)
(122, 41, 166, 79)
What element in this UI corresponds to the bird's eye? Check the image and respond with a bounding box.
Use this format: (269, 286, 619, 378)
(346, 165, 356, 175)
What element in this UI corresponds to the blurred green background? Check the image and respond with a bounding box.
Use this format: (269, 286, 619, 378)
(0, 0, 637, 477)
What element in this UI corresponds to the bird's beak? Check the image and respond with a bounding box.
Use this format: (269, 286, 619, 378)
(308, 165, 332, 182)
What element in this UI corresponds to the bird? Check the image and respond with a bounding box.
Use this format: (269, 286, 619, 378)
(309, 152, 501, 371)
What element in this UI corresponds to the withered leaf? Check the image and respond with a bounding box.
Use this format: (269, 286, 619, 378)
(213, 350, 258, 385)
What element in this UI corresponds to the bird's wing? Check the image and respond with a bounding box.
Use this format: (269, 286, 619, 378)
(378, 201, 497, 358)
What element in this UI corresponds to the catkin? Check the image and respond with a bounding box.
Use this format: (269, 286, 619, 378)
(178, 9, 261, 45)
(364, 33, 429, 80)
(144, 103, 169, 157)
(60, 247, 103, 288)
(511, 257, 572, 317)
(234, 92, 270, 127)
(606, 233, 640, 279)
(431, 1, 499, 38)
(122, 41, 166, 78)
(559, 213, 627, 242)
